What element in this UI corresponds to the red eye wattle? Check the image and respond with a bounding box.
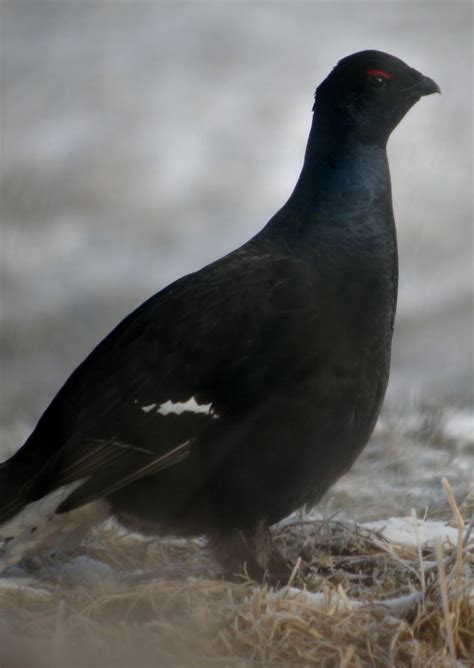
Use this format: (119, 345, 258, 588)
(367, 69, 393, 80)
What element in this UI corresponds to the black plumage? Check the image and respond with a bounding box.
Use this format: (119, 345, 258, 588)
(0, 51, 439, 578)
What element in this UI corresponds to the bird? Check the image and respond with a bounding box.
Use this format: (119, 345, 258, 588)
(0, 50, 439, 580)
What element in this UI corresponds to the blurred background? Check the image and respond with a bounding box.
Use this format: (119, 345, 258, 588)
(1, 1, 472, 516)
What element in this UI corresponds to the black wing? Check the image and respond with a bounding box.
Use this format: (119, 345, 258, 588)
(5, 240, 322, 516)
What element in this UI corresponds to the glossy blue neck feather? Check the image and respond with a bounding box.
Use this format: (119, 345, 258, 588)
(288, 112, 393, 221)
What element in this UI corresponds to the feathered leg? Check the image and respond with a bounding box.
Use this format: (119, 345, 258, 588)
(209, 521, 291, 584)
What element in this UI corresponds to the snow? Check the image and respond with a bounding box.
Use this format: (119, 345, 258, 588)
(443, 410, 474, 444)
(274, 512, 468, 549)
(261, 586, 425, 616)
(54, 555, 116, 587)
(361, 517, 463, 548)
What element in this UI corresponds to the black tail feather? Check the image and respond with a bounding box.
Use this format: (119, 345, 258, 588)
(0, 460, 26, 525)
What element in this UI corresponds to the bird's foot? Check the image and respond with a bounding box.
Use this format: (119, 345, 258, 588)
(209, 522, 293, 586)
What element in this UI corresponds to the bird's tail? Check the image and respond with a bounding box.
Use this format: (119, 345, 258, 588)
(0, 457, 32, 572)
(0, 457, 108, 573)
(0, 459, 25, 526)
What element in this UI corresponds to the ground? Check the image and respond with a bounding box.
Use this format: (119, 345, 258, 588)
(0, 480, 472, 668)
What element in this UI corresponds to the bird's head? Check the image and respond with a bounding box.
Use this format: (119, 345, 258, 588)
(313, 50, 440, 145)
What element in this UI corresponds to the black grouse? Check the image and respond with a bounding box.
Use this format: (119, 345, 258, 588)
(0, 51, 439, 579)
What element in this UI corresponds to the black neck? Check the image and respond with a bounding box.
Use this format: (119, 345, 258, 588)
(287, 113, 392, 220)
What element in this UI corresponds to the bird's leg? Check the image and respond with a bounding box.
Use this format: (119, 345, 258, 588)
(209, 521, 291, 584)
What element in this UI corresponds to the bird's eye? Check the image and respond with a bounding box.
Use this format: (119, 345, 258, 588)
(368, 75, 386, 88)
(366, 69, 392, 89)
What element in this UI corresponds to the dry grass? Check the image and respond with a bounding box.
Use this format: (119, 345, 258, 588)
(0, 480, 472, 668)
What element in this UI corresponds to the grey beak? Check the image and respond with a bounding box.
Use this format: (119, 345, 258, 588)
(417, 74, 441, 96)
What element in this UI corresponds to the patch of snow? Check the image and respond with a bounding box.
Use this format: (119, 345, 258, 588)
(262, 586, 424, 616)
(55, 555, 116, 587)
(361, 517, 462, 547)
(443, 410, 474, 444)
(275, 514, 470, 552)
